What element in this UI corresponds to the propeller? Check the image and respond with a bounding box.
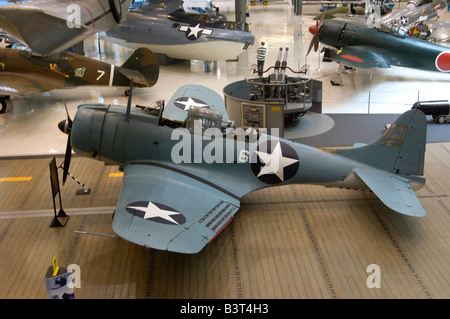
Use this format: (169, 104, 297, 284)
(307, 12, 325, 56)
(57, 101, 73, 185)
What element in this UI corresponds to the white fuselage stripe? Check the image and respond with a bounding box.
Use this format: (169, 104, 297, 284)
(109, 64, 115, 86)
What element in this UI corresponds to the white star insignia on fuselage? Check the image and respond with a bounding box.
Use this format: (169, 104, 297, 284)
(127, 202, 182, 225)
(180, 24, 213, 38)
(255, 141, 299, 182)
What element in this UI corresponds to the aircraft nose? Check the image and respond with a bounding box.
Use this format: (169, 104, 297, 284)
(309, 25, 320, 36)
(58, 119, 71, 134)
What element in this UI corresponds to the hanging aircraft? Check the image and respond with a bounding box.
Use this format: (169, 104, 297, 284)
(58, 83, 428, 254)
(380, 0, 449, 29)
(0, 0, 134, 54)
(314, 0, 450, 42)
(101, 0, 255, 62)
(0, 47, 159, 113)
(309, 0, 393, 17)
(307, 14, 450, 85)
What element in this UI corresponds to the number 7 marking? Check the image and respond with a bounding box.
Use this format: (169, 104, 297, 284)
(96, 70, 105, 81)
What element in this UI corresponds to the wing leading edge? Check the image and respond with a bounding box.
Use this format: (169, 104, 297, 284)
(334, 46, 391, 69)
(112, 162, 240, 253)
(0, 73, 61, 95)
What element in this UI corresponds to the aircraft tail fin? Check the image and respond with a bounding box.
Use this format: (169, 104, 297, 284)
(337, 109, 427, 176)
(119, 48, 159, 88)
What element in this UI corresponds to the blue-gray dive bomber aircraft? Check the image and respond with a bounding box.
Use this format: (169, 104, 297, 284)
(59, 84, 428, 254)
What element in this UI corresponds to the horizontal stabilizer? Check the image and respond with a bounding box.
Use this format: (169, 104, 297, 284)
(117, 67, 150, 86)
(354, 168, 426, 217)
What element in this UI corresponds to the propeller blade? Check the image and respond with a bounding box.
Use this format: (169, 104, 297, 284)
(307, 13, 325, 56)
(318, 11, 325, 27)
(306, 35, 319, 56)
(63, 100, 72, 127)
(59, 99, 73, 186)
(307, 38, 315, 56)
(62, 133, 71, 185)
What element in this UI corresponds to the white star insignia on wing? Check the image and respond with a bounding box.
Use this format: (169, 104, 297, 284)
(127, 202, 182, 225)
(176, 97, 209, 110)
(255, 141, 299, 181)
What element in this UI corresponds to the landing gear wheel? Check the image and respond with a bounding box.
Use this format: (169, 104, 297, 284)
(125, 89, 130, 96)
(0, 98, 6, 114)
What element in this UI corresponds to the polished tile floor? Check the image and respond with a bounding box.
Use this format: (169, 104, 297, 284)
(1, 1, 449, 157)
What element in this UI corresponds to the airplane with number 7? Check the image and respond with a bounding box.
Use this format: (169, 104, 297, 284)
(58, 84, 428, 254)
(0, 47, 159, 113)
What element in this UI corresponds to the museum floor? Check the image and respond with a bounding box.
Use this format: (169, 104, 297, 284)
(0, 2, 449, 299)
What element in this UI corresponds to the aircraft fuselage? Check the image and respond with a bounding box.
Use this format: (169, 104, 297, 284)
(0, 48, 141, 94)
(105, 9, 255, 61)
(319, 19, 450, 72)
(70, 103, 425, 202)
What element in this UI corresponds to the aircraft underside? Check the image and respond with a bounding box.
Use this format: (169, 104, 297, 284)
(101, 36, 250, 61)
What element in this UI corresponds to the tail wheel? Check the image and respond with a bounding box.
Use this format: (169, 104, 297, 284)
(437, 116, 446, 124)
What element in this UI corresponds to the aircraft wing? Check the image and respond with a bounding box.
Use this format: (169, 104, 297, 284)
(162, 84, 229, 123)
(0, 72, 60, 95)
(112, 162, 240, 253)
(334, 46, 391, 69)
(0, 0, 133, 54)
(354, 168, 426, 217)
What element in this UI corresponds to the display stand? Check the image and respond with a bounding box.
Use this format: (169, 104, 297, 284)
(49, 157, 69, 227)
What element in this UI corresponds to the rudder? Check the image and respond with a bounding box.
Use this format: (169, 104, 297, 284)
(120, 48, 159, 87)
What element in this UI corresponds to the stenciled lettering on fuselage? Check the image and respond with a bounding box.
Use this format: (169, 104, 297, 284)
(250, 140, 300, 184)
(179, 23, 213, 40)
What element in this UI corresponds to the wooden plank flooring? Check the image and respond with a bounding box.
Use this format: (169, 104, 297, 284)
(0, 143, 448, 299)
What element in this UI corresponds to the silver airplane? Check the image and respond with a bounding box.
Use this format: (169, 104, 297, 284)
(0, 0, 133, 54)
(102, 0, 255, 62)
(380, 0, 449, 29)
(58, 84, 428, 253)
